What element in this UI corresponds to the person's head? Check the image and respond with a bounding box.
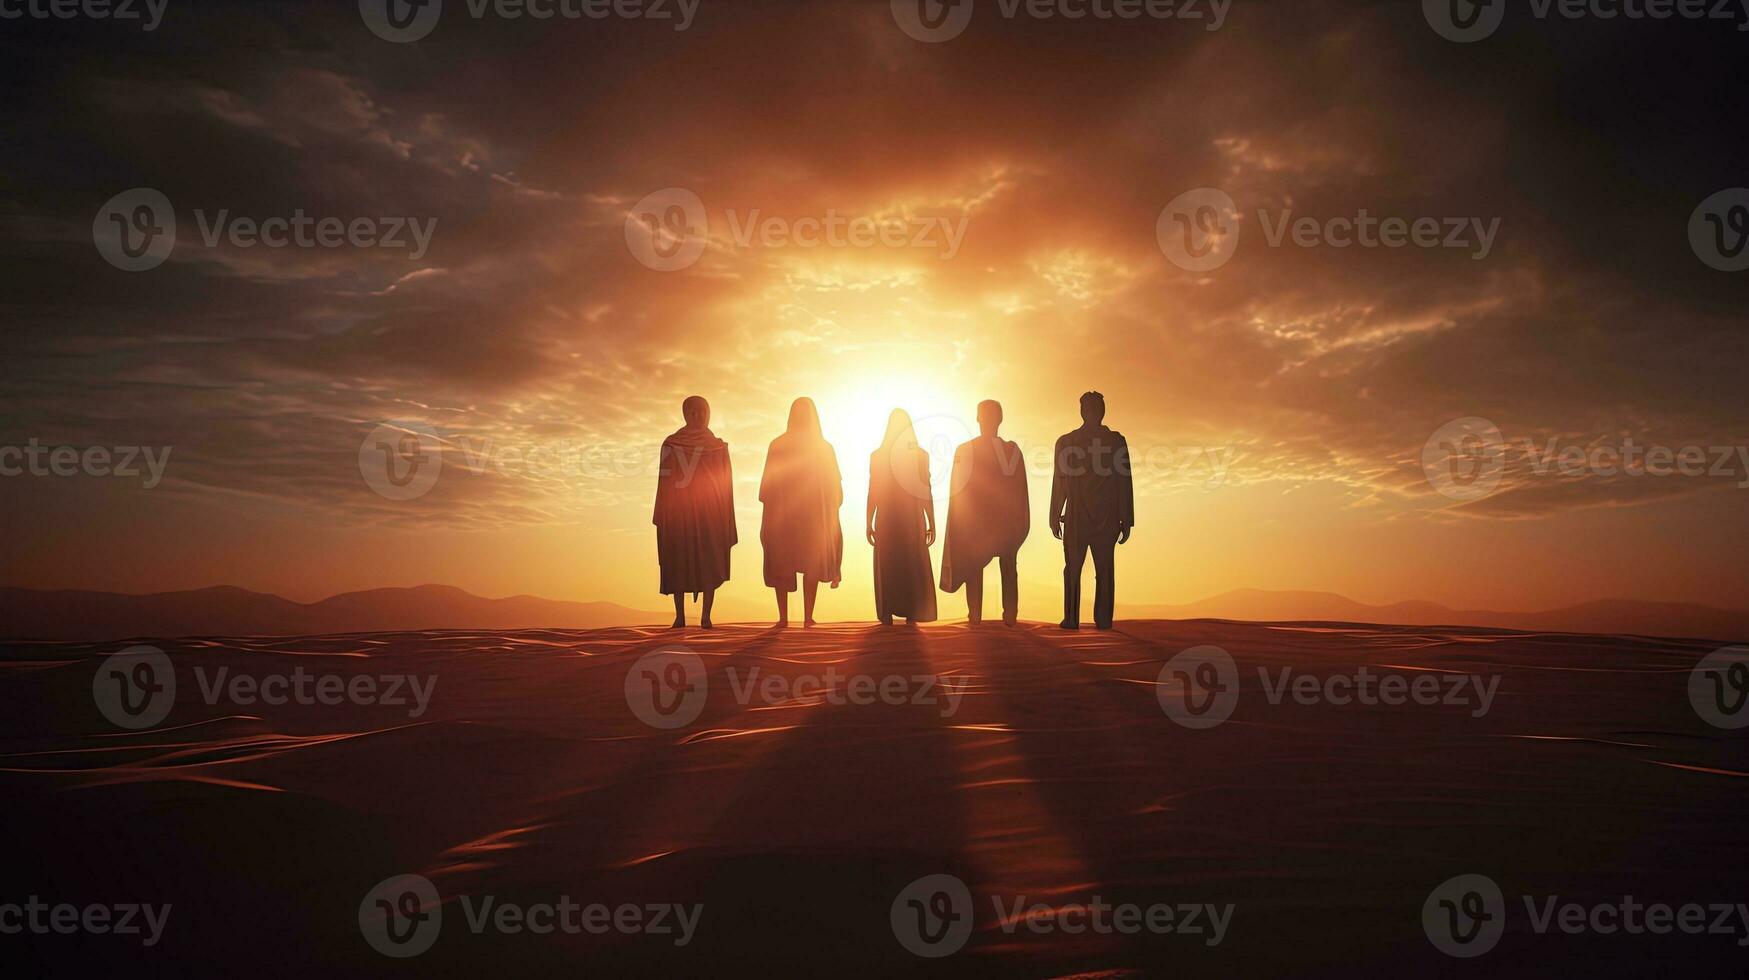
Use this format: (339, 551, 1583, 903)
(977, 399, 1003, 437)
(1079, 391, 1106, 427)
(880, 408, 918, 452)
(786, 397, 823, 439)
(682, 395, 710, 429)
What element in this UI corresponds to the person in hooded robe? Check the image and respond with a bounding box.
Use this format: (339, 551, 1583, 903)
(653, 395, 737, 629)
(758, 397, 844, 627)
(940, 400, 1030, 626)
(867, 409, 938, 626)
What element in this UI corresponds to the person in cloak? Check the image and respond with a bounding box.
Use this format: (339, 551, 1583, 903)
(759, 397, 844, 628)
(867, 408, 938, 626)
(653, 395, 737, 629)
(939, 400, 1030, 626)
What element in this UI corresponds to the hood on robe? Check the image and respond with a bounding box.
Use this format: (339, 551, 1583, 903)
(664, 425, 728, 454)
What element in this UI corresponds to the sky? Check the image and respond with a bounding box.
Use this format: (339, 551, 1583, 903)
(2, 0, 1747, 620)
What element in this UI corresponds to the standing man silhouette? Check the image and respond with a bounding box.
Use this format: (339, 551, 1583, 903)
(1050, 391, 1133, 630)
(940, 400, 1029, 626)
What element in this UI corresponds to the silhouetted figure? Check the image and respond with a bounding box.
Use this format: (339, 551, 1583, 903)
(653, 395, 736, 629)
(940, 400, 1029, 626)
(868, 409, 938, 625)
(1050, 391, 1133, 630)
(759, 397, 844, 628)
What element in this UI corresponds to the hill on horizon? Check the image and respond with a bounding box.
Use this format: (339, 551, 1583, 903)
(0, 584, 669, 642)
(1122, 588, 1749, 645)
(1, 584, 1744, 644)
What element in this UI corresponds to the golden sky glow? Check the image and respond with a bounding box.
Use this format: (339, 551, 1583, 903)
(4, 3, 1746, 619)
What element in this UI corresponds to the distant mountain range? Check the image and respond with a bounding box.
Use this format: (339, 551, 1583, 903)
(1121, 589, 1749, 643)
(1, 584, 1743, 643)
(0, 585, 669, 641)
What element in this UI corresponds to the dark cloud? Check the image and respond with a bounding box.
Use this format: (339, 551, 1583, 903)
(1, 0, 1745, 601)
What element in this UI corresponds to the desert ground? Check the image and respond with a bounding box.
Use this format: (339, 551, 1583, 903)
(2, 619, 1745, 976)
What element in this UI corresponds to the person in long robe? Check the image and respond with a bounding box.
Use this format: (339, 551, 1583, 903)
(1049, 391, 1134, 630)
(867, 409, 938, 625)
(653, 395, 736, 629)
(759, 397, 844, 628)
(940, 400, 1030, 626)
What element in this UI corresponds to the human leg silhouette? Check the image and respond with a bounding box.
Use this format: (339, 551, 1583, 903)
(965, 563, 985, 625)
(802, 575, 820, 627)
(701, 588, 716, 630)
(773, 585, 790, 628)
(672, 593, 686, 629)
(998, 552, 1019, 626)
(1061, 537, 1088, 629)
(1089, 534, 1116, 629)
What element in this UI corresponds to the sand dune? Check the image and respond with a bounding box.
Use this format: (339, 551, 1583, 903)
(3, 621, 1745, 976)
